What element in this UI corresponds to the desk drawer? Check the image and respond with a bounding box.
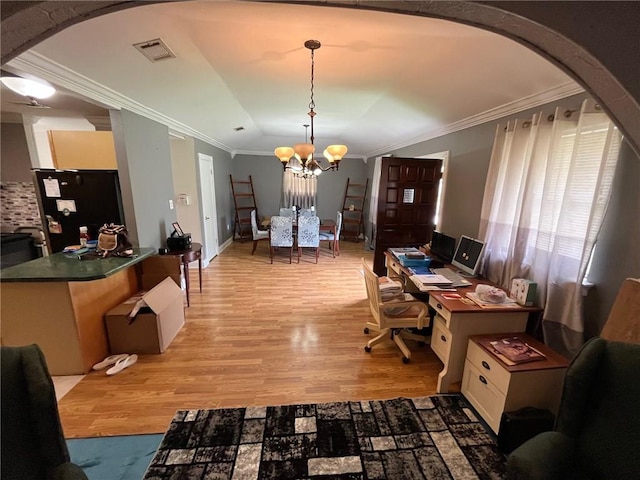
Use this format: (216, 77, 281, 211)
(386, 257, 402, 276)
(428, 296, 452, 324)
(465, 341, 511, 394)
(431, 315, 451, 363)
(462, 359, 506, 433)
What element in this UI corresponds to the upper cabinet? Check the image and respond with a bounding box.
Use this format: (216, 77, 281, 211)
(48, 130, 117, 170)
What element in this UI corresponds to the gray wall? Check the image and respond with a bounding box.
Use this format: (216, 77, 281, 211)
(193, 138, 234, 245)
(386, 93, 590, 242)
(230, 155, 368, 222)
(1, 122, 31, 182)
(111, 109, 176, 250)
(584, 139, 640, 337)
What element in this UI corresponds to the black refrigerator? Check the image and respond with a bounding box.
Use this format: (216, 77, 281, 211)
(33, 169, 126, 253)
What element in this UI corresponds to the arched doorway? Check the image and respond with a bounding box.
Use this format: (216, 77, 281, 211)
(2, 1, 638, 155)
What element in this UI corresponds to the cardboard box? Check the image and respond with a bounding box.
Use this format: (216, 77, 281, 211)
(105, 277, 185, 354)
(141, 255, 182, 291)
(510, 279, 537, 306)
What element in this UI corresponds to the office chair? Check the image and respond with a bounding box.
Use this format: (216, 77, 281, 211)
(1, 344, 88, 480)
(361, 259, 430, 363)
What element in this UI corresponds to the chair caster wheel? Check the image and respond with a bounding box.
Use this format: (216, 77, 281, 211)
(364, 328, 370, 334)
(402, 357, 410, 364)
(364, 346, 372, 353)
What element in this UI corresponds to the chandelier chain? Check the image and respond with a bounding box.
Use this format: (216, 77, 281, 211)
(274, 39, 346, 178)
(309, 48, 316, 145)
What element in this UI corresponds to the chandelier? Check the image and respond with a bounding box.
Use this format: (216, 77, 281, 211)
(274, 40, 347, 178)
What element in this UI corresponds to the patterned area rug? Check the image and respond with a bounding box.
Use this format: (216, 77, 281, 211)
(143, 395, 506, 479)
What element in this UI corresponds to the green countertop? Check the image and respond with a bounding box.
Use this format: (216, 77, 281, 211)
(0, 247, 156, 282)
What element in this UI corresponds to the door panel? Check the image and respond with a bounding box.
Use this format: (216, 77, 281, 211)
(374, 157, 442, 275)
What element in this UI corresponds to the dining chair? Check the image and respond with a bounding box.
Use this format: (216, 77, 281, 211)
(319, 211, 342, 257)
(269, 215, 294, 264)
(250, 209, 269, 255)
(297, 215, 320, 263)
(361, 259, 430, 363)
(299, 209, 315, 217)
(279, 208, 295, 217)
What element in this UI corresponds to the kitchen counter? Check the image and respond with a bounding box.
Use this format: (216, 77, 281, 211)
(1, 247, 158, 375)
(0, 247, 155, 281)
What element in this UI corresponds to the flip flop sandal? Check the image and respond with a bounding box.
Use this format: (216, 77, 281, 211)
(106, 354, 138, 376)
(92, 354, 129, 371)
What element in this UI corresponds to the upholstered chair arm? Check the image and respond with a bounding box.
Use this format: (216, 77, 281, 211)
(23, 345, 74, 468)
(506, 431, 580, 480)
(50, 462, 89, 480)
(554, 337, 605, 436)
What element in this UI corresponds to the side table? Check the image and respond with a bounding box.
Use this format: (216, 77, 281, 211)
(462, 333, 569, 434)
(165, 242, 202, 306)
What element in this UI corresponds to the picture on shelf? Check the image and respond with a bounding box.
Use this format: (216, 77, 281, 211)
(488, 336, 546, 364)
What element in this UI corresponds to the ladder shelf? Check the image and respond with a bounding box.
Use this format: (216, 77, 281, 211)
(341, 177, 368, 242)
(230, 175, 258, 242)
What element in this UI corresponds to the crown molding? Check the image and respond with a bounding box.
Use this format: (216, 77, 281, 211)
(365, 82, 585, 158)
(11, 51, 583, 160)
(9, 51, 231, 151)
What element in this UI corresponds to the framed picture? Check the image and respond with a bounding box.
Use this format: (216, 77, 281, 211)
(172, 222, 185, 237)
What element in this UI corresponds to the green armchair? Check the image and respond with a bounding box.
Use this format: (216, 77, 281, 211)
(507, 337, 640, 480)
(1, 344, 88, 480)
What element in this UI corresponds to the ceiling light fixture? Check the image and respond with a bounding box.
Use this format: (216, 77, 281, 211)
(0, 75, 56, 99)
(274, 40, 347, 178)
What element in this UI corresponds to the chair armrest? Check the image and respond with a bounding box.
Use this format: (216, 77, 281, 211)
(50, 461, 89, 480)
(506, 431, 579, 480)
(380, 296, 428, 328)
(385, 272, 406, 289)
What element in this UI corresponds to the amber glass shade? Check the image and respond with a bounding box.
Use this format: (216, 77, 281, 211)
(323, 145, 348, 163)
(274, 147, 294, 164)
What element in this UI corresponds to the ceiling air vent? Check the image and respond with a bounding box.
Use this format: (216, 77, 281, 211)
(133, 38, 176, 62)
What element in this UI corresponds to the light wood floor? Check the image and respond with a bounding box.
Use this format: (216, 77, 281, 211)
(59, 240, 443, 438)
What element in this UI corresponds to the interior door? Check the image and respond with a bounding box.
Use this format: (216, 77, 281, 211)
(198, 153, 219, 266)
(373, 157, 442, 275)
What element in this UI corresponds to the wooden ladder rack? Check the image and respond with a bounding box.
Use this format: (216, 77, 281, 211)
(230, 175, 257, 242)
(341, 177, 368, 242)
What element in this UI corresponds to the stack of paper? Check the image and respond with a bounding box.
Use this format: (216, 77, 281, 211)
(378, 276, 403, 301)
(466, 292, 519, 308)
(412, 274, 453, 286)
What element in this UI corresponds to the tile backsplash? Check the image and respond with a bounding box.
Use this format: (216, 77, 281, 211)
(1, 181, 42, 230)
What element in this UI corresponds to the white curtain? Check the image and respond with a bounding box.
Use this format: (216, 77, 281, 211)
(367, 157, 383, 249)
(479, 98, 622, 356)
(282, 170, 317, 209)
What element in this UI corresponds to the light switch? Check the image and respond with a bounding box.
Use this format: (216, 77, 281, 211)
(169, 199, 174, 210)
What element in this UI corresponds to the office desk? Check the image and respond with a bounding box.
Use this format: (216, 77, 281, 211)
(384, 251, 540, 393)
(165, 242, 202, 306)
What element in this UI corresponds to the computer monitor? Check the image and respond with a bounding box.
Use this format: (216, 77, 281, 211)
(451, 235, 485, 276)
(430, 231, 457, 263)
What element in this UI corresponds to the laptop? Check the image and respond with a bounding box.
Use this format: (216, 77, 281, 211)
(426, 231, 457, 268)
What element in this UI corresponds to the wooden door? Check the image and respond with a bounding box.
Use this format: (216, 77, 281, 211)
(373, 157, 442, 274)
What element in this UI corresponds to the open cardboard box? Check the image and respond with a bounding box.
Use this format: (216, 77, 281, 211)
(105, 277, 185, 354)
